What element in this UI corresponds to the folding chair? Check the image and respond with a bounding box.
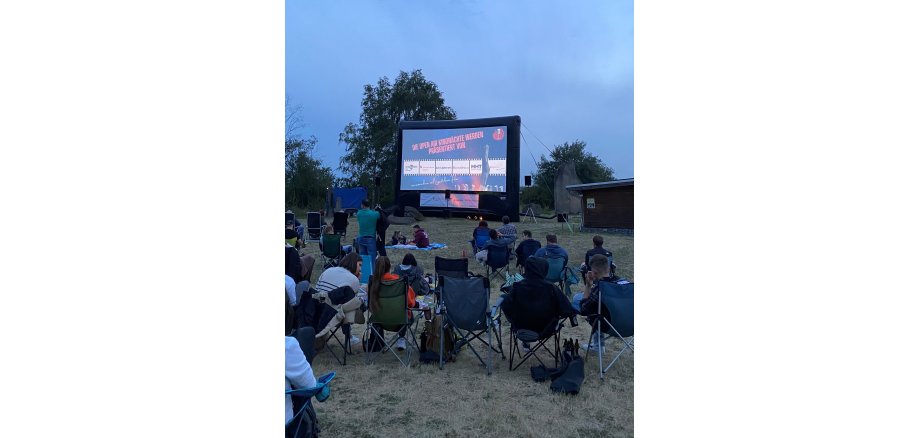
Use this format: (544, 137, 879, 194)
(483, 244, 511, 281)
(438, 276, 502, 374)
(434, 256, 469, 290)
(286, 371, 335, 438)
(332, 211, 348, 236)
(364, 276, 418, 367)
(311, 288, 356, 366)
(543, 254, 567, 291)
(505, 314, 565, 372)
(305, 212, 322, 241)
(588, 281, 634, 380)
(319, 233, 342, 269)
(470, 229, 490, 252)
(514, 240, 541, 273)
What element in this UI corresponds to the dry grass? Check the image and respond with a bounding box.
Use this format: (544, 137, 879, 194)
(297, 215, 634, 438)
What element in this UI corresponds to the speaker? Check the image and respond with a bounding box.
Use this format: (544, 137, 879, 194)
(374, 176, 381, 187)
(524, 175, 532, 186)
(444, 190, 451, 199)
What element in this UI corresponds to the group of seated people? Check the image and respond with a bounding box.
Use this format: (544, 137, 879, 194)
(286, 209, 627, 426)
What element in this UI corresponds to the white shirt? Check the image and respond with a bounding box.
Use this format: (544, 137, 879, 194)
(285, 336, 317, 424)
(314, 267, 360, 294)
(285, 275, 297, 305)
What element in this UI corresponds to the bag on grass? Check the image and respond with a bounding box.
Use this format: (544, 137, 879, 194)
(423, 315, 456, 362)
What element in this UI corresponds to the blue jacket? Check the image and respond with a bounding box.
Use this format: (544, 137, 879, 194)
(534, 243, 569, 266)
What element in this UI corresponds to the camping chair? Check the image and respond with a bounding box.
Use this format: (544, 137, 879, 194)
(286, 371, 335, 438)
(364, 276, 418, 367)
(483, 244, 511, 281)
(434, 256, 469, 290)
(360, 255, 373, 285)
(514, 240, 541, 273)
(505, 312, 565, 372)
(471, 229, 490, 252)
(332, 212, 348, 236)
(306, 212, 322, 241)
(311, 286, 357, 366)
(319, 233, 342, 269)
(587, 281, 635, 380)
(438, 276, 502, 374)
(543, 254, 567, 291)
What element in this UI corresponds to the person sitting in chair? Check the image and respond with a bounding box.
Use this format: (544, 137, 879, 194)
(393, 253, 430, 296)
(534, 233, 569, 267)
(499, 256, 574, 351)
(469, 220, 491, 252)
(475, 229, 511, 264)
(286, 220, 301, 249)
(496, 215, 517, 242)
(367, 256, 417, 351)
(286, 294, 317, 425)
(579, 235, 615, 283)
(514, 230, 542, 268)
(572, 254, 622, 351)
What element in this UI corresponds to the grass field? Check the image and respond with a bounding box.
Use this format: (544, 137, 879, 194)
(296, 215, 634, 437)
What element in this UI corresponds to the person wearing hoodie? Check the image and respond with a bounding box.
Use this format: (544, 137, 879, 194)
(533, 233, 569, 267)
(392, 253, 430, 296)
(499, 257, 574, 350)
(410, 224, 429, 248)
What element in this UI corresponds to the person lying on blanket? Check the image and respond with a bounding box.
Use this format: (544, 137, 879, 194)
(409, 224, 429, 249)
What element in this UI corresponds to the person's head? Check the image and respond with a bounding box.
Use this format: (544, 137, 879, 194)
(286, 220, 294, 230)
(522, 256, 549, 280)
(478, 220, 488, 228)
(361, 199, 370, 209)
(502, 216, 510, 225)
(401, 253, 417, 267)
(368, 256, 393, 312)
(593, 235, 604, 248)
(523, 230, 533, 239)
(546, 234, 558, 244)
(589, 253, 610, 277)
(489, 229, 499, 240)
(413, 224, 421, 231)
(339, 252, 361, 278)
(323, 224, 334, 234)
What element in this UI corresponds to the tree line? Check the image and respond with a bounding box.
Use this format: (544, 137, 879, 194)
(285, 70, 613, 211)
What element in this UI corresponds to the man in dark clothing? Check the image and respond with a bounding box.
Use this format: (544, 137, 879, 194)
(572, 254, 622, 351)
(411, 224, 429, 248)
(499, 257, 574, 349)
(374, 205, 389, 257)
(514, 230, 542, 269)
(580, 235, 615, 283)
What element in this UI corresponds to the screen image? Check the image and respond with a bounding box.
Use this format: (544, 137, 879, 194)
(419, 193, 480, 209)
(401, 126, 508, 192)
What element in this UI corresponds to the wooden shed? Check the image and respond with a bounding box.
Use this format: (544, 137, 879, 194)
(565, 179, 634, 230)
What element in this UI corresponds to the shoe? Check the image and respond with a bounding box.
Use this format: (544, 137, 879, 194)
(349, 335, 360, 345)
(582, 333, 605, 352)
(521, 341, 532, 353)
(396, 338, 407, 351)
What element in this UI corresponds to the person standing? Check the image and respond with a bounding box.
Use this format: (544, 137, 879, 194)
(356, 199, 380, 261)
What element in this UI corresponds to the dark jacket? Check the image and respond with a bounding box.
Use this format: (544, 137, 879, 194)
(515, 239, 542, 265)
(584, 247, 614, 267)
(500, 257, 574, 334)
(285, 245, 303, 283)
(393, 264, 430, 295)
(374, 207, 389, 242)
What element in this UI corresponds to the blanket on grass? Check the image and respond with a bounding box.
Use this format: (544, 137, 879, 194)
(385, 243, 447, 251)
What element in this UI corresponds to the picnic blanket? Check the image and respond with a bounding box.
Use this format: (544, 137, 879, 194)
(385, 243, 447, 251)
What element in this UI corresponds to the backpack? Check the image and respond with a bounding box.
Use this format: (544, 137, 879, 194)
(423, 314, 456, 362)
(395, 267, 429, 296)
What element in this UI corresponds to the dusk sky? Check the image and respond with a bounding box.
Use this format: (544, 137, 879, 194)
(285, 0, 634, 181)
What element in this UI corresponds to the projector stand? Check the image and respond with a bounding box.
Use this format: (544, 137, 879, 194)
(523, 206, 537, 223)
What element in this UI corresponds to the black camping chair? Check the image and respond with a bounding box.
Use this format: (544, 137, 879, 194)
(502, 296, 566, 372)
(305, 212, 322, 241)
(434, 256, 469, 290)
(332, 211, 348, 236)
(586, 281, 635, 380)
(319, 233, 342, 269)
(438, 276, 502, 374)
(514, 239, 541, 273)
(483, 244, 512, 281)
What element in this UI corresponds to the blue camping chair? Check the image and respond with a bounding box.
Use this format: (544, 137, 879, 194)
(360, 254, 373, 285)
(543, 255, 567, 291)
(484, 244, 512, 281)
(471, 228, 490, 252)
(286, 371, 335, 438)
(588, 281, 634, 380)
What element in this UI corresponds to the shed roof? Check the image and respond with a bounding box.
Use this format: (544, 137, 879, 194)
(565, 178, 634, 191)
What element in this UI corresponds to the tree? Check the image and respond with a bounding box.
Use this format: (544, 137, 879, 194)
(339, 70, 456, 205)
(285, 95, 335, 209)
(520, 140, 614, 209)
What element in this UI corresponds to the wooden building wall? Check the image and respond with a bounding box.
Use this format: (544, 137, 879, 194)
(581, 185, 634, 229)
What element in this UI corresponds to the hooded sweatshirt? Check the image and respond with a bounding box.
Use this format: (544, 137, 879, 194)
(500, 257, 574, 334)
